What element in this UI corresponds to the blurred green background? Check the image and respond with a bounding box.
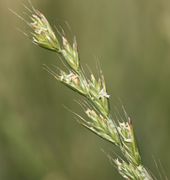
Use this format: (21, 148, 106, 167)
(1, 0, 170, 179)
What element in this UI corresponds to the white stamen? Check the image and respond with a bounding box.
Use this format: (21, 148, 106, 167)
(99, 88, 110, 98)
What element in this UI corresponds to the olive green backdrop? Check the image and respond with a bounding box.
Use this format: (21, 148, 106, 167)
(0, 0, 170, 179)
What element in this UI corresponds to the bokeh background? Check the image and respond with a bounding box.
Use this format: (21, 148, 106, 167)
(0, 0, 170, 179)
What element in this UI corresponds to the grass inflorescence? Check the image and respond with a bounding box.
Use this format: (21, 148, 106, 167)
(13, 3, 160, 179)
